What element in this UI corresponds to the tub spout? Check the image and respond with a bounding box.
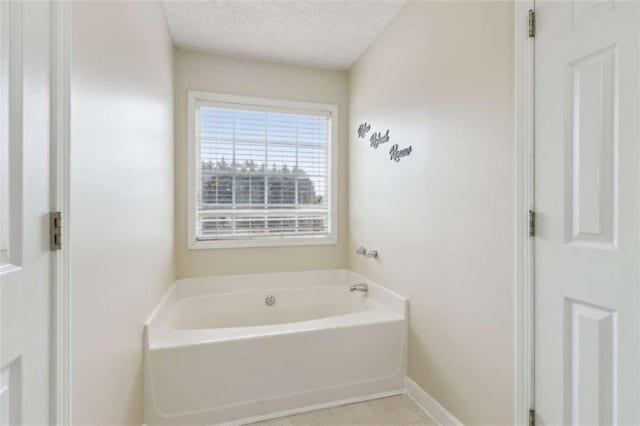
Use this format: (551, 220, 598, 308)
(350, 283, 368, 293)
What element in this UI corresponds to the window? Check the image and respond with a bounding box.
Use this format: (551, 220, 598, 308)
(188, 91, 337, 249)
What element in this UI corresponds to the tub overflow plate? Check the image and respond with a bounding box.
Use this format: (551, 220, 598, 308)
(265, 295, 276, 306)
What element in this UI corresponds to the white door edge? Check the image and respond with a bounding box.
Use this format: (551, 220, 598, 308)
(514, 1, 535, 425)
(50, 1, 72, 425)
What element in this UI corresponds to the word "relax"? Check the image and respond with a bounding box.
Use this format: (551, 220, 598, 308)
(389, 144, 412, 162)
(370, 129, 390, 149)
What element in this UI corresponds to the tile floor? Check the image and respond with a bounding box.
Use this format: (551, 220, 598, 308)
(250, 395, 437, 425)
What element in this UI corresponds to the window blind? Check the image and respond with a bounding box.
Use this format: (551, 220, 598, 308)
(195, 102, 331, 241)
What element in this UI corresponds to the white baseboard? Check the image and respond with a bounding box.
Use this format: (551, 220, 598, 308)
(404, 377, 464, 426)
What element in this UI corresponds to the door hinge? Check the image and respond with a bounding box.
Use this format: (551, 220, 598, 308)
(528, 9, 536, 38)
(528, 210, 536, 237)
(529, 409, 535, 426)
(50, 211, 62, 251)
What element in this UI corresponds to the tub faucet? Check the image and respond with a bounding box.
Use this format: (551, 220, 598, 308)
(350, 283, 368, 293)
(356, 246, 367, 255)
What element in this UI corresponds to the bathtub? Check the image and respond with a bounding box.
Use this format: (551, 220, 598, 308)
(143, 269, 407, 425)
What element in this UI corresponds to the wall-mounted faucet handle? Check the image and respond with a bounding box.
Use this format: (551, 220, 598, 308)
(356, 246, 367, 255)
(350, 283, 368, 293)
(366, 250, 378, 258)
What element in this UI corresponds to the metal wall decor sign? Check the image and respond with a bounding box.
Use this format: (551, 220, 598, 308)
(357, 122, 371, 138)
(356, 121, 413, 163)
(389, 144, 413, 162)
(369, 129, 390, 149)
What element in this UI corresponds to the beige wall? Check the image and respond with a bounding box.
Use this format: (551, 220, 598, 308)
(348, 2, 514, 424)
(174, 50, 349, 278)
(70, 2, 175, 424)
(69, 3, 514, 422)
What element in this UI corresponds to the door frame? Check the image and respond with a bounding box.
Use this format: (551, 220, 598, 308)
(514, 0, 535, 425)
(50, 1, 72, 424)
(24, 2, 544, 425)
(44, 3, 538, 425)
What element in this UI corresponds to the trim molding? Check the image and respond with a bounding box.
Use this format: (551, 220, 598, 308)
(404, 377, 463, 426)
(7, 0, 24, 269)
(50, 1, 72, 425)
(185, 90, 339, 251)
(514, 1, 535, 425)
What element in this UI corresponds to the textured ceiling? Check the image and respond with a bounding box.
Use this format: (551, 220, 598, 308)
(162, 0, 406, 70)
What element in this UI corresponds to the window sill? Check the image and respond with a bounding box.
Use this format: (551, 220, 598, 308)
(188, 234, 337, 250)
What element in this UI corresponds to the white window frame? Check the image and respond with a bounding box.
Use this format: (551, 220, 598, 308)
(187, 91, 338, 249)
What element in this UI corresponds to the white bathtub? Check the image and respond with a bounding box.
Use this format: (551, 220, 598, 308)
(143, 269, 407, 425)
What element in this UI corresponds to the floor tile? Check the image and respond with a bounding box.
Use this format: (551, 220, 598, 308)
(249, 395, 437, 425)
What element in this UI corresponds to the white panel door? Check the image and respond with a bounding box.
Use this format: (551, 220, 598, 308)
(0, 1, 52, 424)
(535, 1, 639, 425)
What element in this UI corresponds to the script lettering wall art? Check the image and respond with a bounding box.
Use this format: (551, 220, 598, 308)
(356, 121, 413, 163)
(369, 129, 390, 148)
(389, 144, 412, 162)
(357, 122, 371, 138)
